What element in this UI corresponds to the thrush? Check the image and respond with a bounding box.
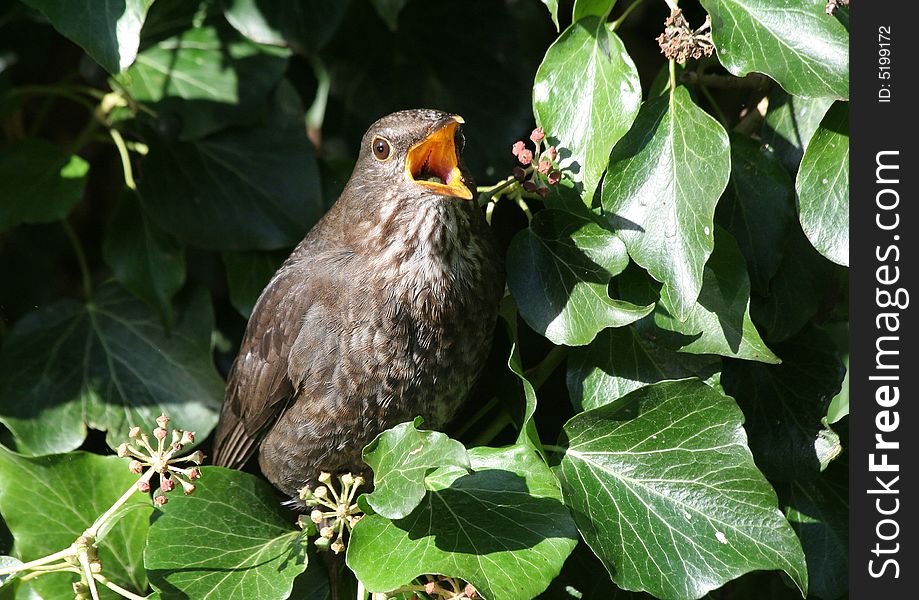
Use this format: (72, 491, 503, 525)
(212, 109, 505, 502)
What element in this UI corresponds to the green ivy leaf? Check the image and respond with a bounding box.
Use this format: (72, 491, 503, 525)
(540, 0, 560, 31)
(114, 24, 290, 140)
(796, 101, 849, 266)
(621, 229, 780, 364)
(750, 227, 844, 343)
(21, 0, 153, 73)
(0, 139, 89, 230)
(145, 467, 307, 600)
(103, 191, 186, 323)
(567, 324, 720, 412)
(138, 120, 322, 251)
(702, 0, 848, 99)
(499, 298, 541, 450)
(348, 445, 578, 600)
(534, 17, 641, 200)
(0, 284, 223, 456)
(761, 89, 832, 173)
(221, 250, 287, 319)
(506, 208, 653, 346)
(824, 322, 849, 424)
(721, 326, 844, 481)
(777, 463, 848, 600)
(370, 0, 411, 30)
(223, 0, 349, 53)
(361, 419, 470, 520)
(601, 87, 730, 321)
(0, 556, 21, 590)
(0, 449, 151, 599)
(557, 380, 808, 600)
(716, 134, 795, 294)
(572, 0, 616, 22)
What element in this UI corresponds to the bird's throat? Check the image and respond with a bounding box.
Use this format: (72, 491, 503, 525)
(404, 119, 472, 200)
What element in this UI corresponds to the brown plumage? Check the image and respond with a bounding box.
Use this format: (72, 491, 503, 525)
(212, 109, 504, 502)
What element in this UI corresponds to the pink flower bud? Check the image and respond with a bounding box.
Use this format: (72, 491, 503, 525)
(160, 478, 176, 492)
(137, 480, 150, 493)
(188, 450, 205, 464)
(511, 141, 525, 156)
(129, 460, 144, 474)
(117, 443, 130, 458)
(128, 426, 141, 439)
(512, 167, 526, 181)
(188, 467, 201, 480)
(425, 582, 436, 595)
(180, 480, 196, 495)
(517, 149, 534, 166)
(155, 414, 169, 429)
(153, 427, 167, 441)
(154, 495, 168, 507)
(465, 583, 478, 598)
(320, 526, 334, 539)
(180, 431, 195, 445)
(538, 161, 552, 175)
(522, 180, 537, 193)
(548, 170, 562, 185)
(330, 540, 345, 554)
(530, 127, 545, 143)
(547, 146, 558, 161)
(310, 510, 324, 524)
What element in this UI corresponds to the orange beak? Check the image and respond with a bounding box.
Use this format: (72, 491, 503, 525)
(404, 115, 473, 200)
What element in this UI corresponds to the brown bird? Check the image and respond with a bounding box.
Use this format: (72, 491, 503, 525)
(212, 109, 504, 502)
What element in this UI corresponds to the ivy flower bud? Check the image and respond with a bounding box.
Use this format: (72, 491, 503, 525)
(318, 472, 332, 484)
(330, 540, 345, 554)
(187, 467, 201, 480)
(349, 515, 363, 528)
(156, 414, 170, 429)
(180, 430, 195, 445)
(128, 426, 141, 439)
(180, 480, 196, 495)
(188, 450, 205, 464)
(320, 526, 334, 539)
(511, 140, 525, 156)
(310, 510, 324, 524)
(517, 149, 534, 166)
(89, 560, 102, 574)
(546, 145, 558, 161)
(314, 537, 330, 550)
(117, 443, 130, 458)
(465, 583, 478, 598)
(171, 429, 182, 446)
(512, 166, 526, 181)
(425, 581, 437, 594)
(353, 476, 365, 487)
(341, 473, 354, 486)
(530, 127, 545, 143)
(153, 427, 167, 441)
(522, 180, 537, 193)
(154, 495, 168, 507)
(314, 486, 328, 498)
(137, 480, 151, 493)
(538, 160, 552, 175)
(548, 170, 562, 185)
(160, 478, 176, 492)
(129, 460, 144, 474)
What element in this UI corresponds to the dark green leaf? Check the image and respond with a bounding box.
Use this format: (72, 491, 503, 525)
(601, 87, 730, 321)
(21, 0, 153, 73)
(146, 467, 307, 600)
(796, 102, 849, 266)
(138, 121, 322, 251)
(702, 0, 848, 99)
(499, 297, 541, 450)
(621, 228, 780, 363)
(721, 326, 844, 481)
(348, 446, 578, 600)
(824, 322, 849, 423)
(568, 324, 720, 412)
(534, 17, 641, 200)
(114, 24, 290, 139)
(506, 208, 653, 346)
(716, 134, 795, 294)
(572, 0, 617, 22)
(540, 542, 652, 600)
(223, 0, 349, 53)
(103, 191, 186, 322)
(777, 463, 848, 600)
(361, 419, 470, 520)
(370, 0, 411, 30)
(0, 139, 89, 230)
(0, 284, 223, 455)
(222, 250, 286, 318)
(761, 89, 832, 173)
(0, 449, 151, 599)
(558, 380, 808, 599)
(750, 227, 844, 343)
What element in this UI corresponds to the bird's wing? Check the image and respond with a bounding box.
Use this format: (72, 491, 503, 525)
(212, 260, 315, 469)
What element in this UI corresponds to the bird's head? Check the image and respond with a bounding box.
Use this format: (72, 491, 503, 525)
(353, 109, 474, 201)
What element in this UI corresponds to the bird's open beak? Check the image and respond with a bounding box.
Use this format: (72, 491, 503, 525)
(404, 115, 473, 200)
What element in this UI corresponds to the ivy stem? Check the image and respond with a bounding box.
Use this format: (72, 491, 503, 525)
(62, 221, 93, 300)
(0, 547, 75, 576)
(94, 573, 148, 600)
(84, 469, 152, 539)
(669, 59, 677, 99)
(542, 444, 567, 454)
(356, 579, 367, 600)
(469, 409, 513, 447)
(78, 551, 102, 600)
(612, 0, 647, 30)
(109, 127, 137, 190)
(477, 175, 517, 207)
(664, 0, 679, 11)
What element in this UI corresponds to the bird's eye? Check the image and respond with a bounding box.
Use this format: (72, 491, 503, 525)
(371, 136, 392, 161)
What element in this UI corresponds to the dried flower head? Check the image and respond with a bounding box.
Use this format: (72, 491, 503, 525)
(656, 9, 714, 64)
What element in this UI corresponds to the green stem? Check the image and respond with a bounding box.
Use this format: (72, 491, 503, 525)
(94, 574, 148, 600)
(306, 55, 331, 145)
(476, 175, 517, 206)
(62, 221, 93, 300)
(669, 59, 677, 99)
(0, 547, 75, 576)
(699, 84, 729, 129)
(524, 346, 569, 391)
(78, 551, 102, 600)
(85, 470, 152, 539)
(109, 127, 137, 190)
(612, 0, 647, 30)
(454, 396, 500, 438)
(17, 565, 81, 582)
(469, 409, 513, 447)
(541, 444, 567, 454)
(356, 579, 366, 600)
(664, 0, 679, 10)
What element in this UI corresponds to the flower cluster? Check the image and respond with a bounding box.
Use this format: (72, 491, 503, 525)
(511, 127, 562, 197)
(825, 0, 848, 15)
(404, 575, 479, 599)
(656, 9, 714, 64)
(117, 414, 203, 506)
(299, 472, 364, 554)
